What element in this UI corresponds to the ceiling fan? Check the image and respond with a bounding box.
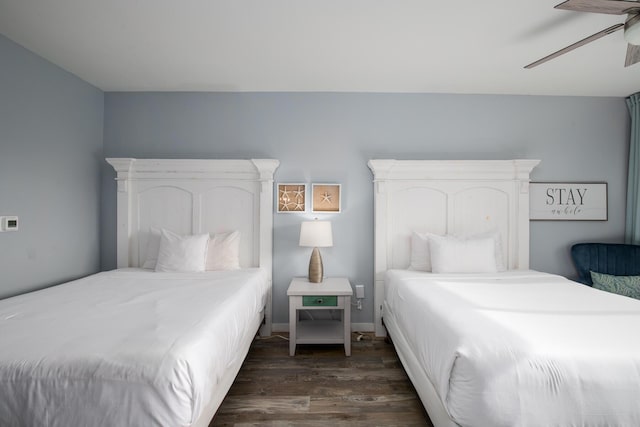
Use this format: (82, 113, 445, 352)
(525, 0, 640, 68)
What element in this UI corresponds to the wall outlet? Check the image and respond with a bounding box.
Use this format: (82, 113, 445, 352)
(0, 216, 18, 232)
(355, 284, 365, 299)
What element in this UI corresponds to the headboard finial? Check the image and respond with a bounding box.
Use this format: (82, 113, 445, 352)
(106, 158, 135, 192)
(251, 159, 280, 193)
(367, 159, 397, 181)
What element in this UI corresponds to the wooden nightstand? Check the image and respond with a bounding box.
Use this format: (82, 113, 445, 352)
(287, 277, 352, 356)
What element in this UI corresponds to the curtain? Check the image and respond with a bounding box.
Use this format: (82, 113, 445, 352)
(626, 93, 640, 244)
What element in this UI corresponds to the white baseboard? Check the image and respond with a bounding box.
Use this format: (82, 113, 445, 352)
(271, 322, 374, 333)
(351, 322, 375, 332)
(271, 323, 289, 333)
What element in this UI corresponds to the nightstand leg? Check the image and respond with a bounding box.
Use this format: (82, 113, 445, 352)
(344, 296, 351, 356)
(289, 303, 297, 356)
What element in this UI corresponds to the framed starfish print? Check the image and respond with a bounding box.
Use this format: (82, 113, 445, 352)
(277, 183, 307, 213)
(312, 184, 341, 213)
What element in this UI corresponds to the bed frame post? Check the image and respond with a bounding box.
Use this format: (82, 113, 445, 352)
(252, 159, 279, 336)
(515, 162, 537, 269)
(368, 159, 396, 337)
(106, 158, 135, 268)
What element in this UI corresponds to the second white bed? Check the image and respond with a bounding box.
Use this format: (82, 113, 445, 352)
(384, 269, 640, 427)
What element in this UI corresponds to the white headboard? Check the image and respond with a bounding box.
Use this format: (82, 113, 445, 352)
(368, 159, 539, 336)
(107, 158, 279, 333)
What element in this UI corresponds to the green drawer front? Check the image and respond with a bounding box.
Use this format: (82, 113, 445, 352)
(302, 296, 338, 306)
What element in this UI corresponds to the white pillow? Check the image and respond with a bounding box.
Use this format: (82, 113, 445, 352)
(142, 227, 162, 269)
(429, 234, 498, 274)
(206, 231, 241, 271)
(408, 232, 438, 271)
(409, 230, 506, 272)
(154, 229, 209, 272)
(456, 230, 506, 272)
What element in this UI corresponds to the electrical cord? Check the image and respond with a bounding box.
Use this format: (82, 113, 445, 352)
(255, 334, 289, 341)
(353, 331, 373, 341)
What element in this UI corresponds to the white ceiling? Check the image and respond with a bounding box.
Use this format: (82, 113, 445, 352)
(1, 0, 639, 97)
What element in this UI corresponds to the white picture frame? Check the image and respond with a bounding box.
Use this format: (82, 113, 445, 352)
(312, 183, 341, 213)
(530, 182, 607, 221)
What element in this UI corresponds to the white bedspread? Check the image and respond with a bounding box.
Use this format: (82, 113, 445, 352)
(0, 268, 269, 427)
(385, 269, 640, 427)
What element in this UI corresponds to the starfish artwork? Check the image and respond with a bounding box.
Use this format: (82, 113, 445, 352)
(312, 184, 340, 213)
(320, 192, 332, 204)
(293, 187, 305, 199)
(280, 189, 291, 207)
(278, 184, 305, 212)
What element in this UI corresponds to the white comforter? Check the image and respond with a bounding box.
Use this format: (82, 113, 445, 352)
(0, 268, 269, 427)
(385, 269, 640, 427)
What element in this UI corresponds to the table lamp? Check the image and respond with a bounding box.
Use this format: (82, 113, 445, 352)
(299, 220, 333, 283)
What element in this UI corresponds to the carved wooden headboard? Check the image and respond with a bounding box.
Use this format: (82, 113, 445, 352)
(107, 158, 279, 334)
(368, 159, 539, 336)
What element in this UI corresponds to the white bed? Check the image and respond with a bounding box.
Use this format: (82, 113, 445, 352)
(368, 159, 640, 427)
(0, 158, 279, 427)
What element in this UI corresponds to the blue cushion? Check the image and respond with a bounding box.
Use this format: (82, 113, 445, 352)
(571, 243, 640, 285)
(590, 271, 640, 300)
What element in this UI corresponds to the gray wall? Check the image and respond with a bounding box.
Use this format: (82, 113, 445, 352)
(101, 93, 629, 326)
(0, 35, 104, 298)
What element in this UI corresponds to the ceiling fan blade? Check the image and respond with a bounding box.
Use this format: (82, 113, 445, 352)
(555, 0, 640, 15)
(625, 43, 640, 66)
(525, 23, 623, 68)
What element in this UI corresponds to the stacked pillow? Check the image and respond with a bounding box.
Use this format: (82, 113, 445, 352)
(409, 230, 505, 273)
(143, 228, 241, 272)
(590, 271, 640, 300)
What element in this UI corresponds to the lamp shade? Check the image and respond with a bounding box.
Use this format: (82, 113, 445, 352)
(299, 220, 333, 248)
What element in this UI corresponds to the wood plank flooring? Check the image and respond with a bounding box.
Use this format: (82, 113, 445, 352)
(210, 334, 433, 427)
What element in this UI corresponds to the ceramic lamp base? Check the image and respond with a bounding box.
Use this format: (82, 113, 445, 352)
(308, 247, 324, 283)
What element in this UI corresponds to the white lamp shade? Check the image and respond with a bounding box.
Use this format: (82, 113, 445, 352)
(299, 221, 333, 247)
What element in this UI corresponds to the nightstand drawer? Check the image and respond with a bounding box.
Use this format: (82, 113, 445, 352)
(302, 296, 337, 306)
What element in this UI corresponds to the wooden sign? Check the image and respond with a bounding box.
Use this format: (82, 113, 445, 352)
(530, 182, 607, 221)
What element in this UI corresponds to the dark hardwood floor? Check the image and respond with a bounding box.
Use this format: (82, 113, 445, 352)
(210, 333, 433, 427)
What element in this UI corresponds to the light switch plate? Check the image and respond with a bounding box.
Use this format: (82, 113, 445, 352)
(0, 216, 18, 232)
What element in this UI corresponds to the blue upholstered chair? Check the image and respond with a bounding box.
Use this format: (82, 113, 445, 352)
(571, 243, 640, 285)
